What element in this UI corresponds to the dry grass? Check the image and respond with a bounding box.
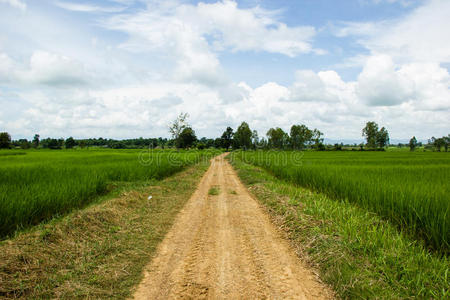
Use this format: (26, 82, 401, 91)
(0, 162, 209, 299)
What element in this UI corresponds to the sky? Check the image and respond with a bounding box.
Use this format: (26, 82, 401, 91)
(0, 0, 449, 143)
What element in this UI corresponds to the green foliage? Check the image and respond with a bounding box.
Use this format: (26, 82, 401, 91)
(233, 121, 252, 149)
(409, 136, 418, 151)
(32, 134, 40, 148)
(220, 127, 234, 150)
(178, 127, 197, 149)
(266, 127, 288, 149)
(0, 149, 215, 237)
(169, 112, 190, 148)
(65, 137, 77, 149)
(0, 132, 11, 149)
(376, 126, 390, 148)
(362, 121, 379, 148)
(362, 121, 390, 149)
(290, 124, 312, 150)
(208, 186, 220, 195)
(234, 150, 450, 253)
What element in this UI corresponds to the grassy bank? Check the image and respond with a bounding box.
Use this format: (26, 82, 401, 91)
(0, 160, 209, 298)
(230, 156, 449, 299)
(234, 150, 449, 253)
(0, 149, 217, 238)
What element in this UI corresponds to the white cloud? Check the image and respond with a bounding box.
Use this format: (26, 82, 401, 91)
(103, 0, 319, 57)
(356, 54, 415, 106)
(337, 0, 450, 64)
(1, 0, 448, 142)
(0, 0, 26, 11)
(0, 52, 15, 82)
(1, 51, 90, 87)
(54, 1, 126, 13)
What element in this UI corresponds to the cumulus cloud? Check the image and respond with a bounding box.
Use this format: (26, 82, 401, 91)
(1, 0, 448, 141)
(22, 51, 89, 86)
(356, 54, 415, 106)
(1, 51, 90, 87)
(355, 54, 450, 109)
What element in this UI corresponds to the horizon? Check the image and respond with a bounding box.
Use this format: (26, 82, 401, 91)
(1, 0, 449, 141)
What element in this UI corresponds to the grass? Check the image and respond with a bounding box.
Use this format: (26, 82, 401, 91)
(230, 156, 449, 299)
(0, 148, 218, 238)
(208, 186, 220, 195)
(0, 160, 210, 298)
(232, 150, 450, 253)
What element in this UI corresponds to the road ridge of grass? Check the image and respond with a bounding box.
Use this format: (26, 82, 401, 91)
(229, 156, 449, 299)
(0, 161, 210, 299)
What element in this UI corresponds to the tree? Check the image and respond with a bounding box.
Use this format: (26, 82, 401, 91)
(362, 121, 379, 149)
(409, 136, 418, 151)
(169, 113, 189, 149)
(251, 130, 259, 150)
(233, 122, 252, 150)
(312, 129, 324, 149)
(79, 140, 86, 149)
(32, 134, 40, 149)
(214, 137, 223, 149)
(443, 134, 450, 152)
(178, 127, 197, 149)
(65, 137, 77, 149)
(267, 127, 288, 149)
(0, 132, 11, 149)
(290, 124, 312, 150)
(45, 138, 63, 150)
(430, 136, 445, 152)
(18, 139, 31, 149)
(221, 127, 234, 151)
(376, 127, 390, 148)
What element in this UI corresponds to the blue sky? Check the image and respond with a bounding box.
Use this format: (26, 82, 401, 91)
(0, 0, 449, 142)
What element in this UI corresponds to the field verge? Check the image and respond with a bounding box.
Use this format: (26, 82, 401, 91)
(230, 157, 449, 299)
(0, 161, 209, 299)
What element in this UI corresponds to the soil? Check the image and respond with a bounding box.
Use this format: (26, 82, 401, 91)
(133, 153, 332, 299)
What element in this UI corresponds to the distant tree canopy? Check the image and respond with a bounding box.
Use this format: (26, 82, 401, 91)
(429, 136, 449, 152)
(32, 134, 40, 149)
(266, 127, 288, 149)
(289, 124, 323, 150)
(362, 121, 389, 149)
(409, 136, 418, 151)
(178, 127, 197, 149)
(169, 112, 190, 149)
(233, 122, 252, 149)
(221, 127, 234, 151)
(251, 130, 259, 150)
(65, 137, 77, 149)
(41, 138, 64, 150)
(7, 119, 447, 152)
(0, 132, 12, 149)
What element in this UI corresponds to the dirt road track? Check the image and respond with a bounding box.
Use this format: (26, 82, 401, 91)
(133, 153, 332, 299)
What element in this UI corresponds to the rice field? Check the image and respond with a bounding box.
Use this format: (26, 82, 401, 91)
(0, 149, 215, 238)
(233, 151, 450, 253)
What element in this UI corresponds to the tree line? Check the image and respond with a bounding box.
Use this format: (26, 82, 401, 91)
(0, 117, 449, 152)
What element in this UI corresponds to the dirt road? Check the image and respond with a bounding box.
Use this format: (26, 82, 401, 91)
(133, 153, 332, 299)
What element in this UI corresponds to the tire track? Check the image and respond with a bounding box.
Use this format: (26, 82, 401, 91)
(132, 153, 333, 299)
